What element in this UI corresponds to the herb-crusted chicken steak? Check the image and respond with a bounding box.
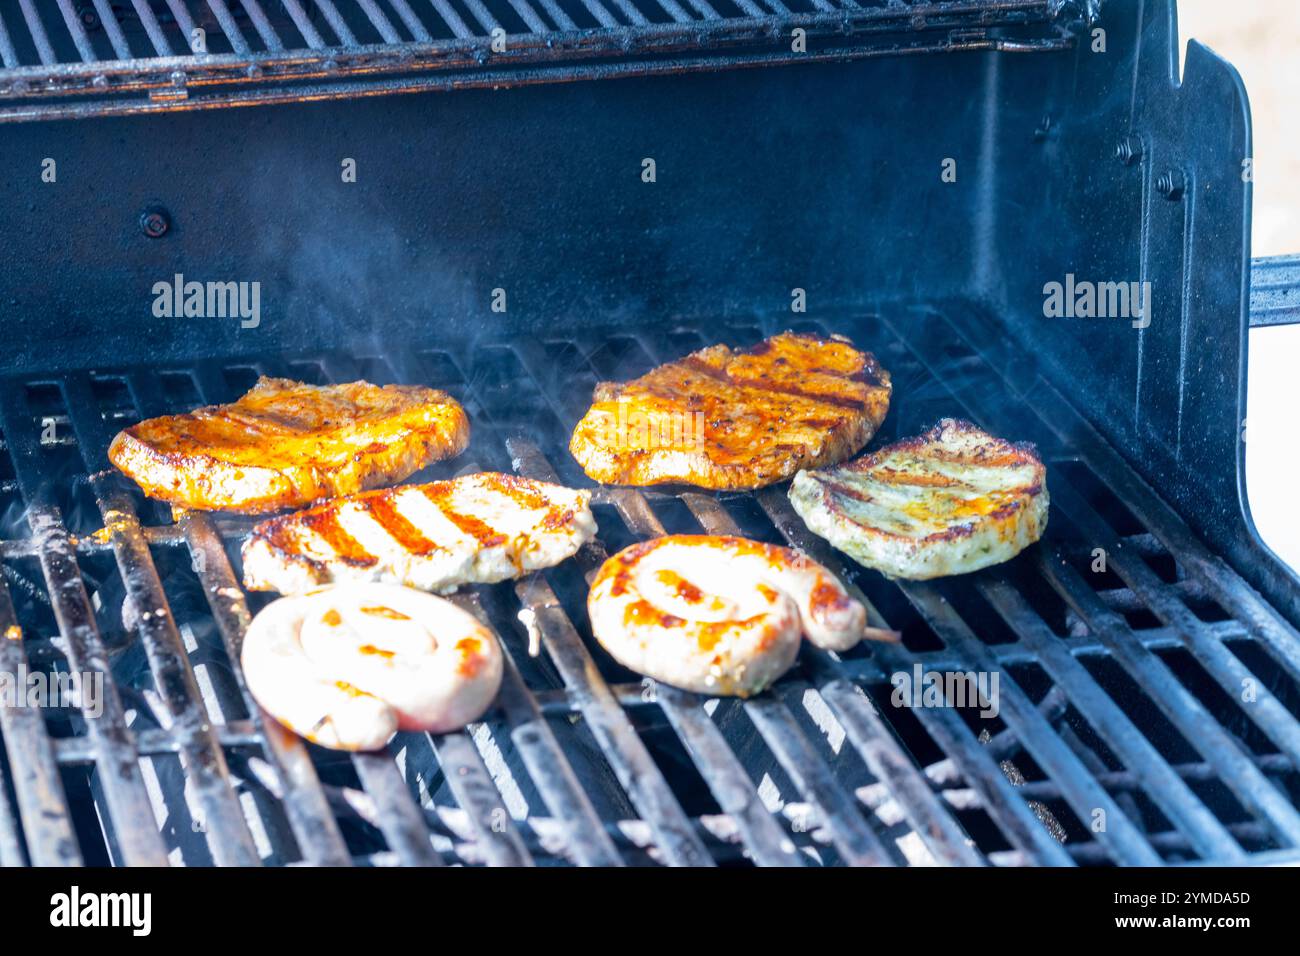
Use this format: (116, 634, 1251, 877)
(108, 377, 470, 513)
(569, 332, 891, 489)
(789, 419, 1048, 580)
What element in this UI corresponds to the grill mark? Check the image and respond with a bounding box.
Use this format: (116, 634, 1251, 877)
(361, 605, 411, 620)
(809, 579, 852, 617)
(819, 477, 877, 506)
(480, 472, 552, 511)
(368, 490, 443, 555)
(420, 484, 507, 547)
(624, 599, 685, 630)
(455, 637, 486, 677)
(695, 614, 766, 651)
(258, 520, 327, 579)
(678, 356, 869, 412)
(540, 507, 575, 532)
(300, 508, 377, 567)
(655, 569, 705, 604)
(868, 467, 975, 489)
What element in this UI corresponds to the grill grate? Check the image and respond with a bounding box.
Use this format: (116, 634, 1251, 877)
(0, 0, 1083, 122)
(1, 305, 1299, 866)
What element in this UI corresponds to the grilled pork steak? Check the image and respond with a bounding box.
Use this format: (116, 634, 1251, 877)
(569, 332, 891, 489)
(789, 418, 1048, 580)
(587, 534, 866, 697)
(242, 471, 596, 594)
(108, 377, 469, 514)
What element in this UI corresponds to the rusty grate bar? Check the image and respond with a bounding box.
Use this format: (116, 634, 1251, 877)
(54, 0, 98, 62)
(427, 0, 476, 37)
(312, 0, 358, 45)
(0, 384, 168, 866)
(0, 572, 80, 865)
(240, 0, 287, 52)
(90, 0, 134, 58)
(180, 509, 354, 865)
(1035, 547, 1300, 846)
(129, 0, 175, 55)
(389, 0, 435, 42)
(280, 0, 326, 48)
(0, 10, 19, 68)
(16, 0, 56, 65)
(356, 0, 404, 42)
(204, 0, 252, 55)
(976, 575, 1243, 860)
(163, 0, 200, 47)
(61, 372, 260, 865)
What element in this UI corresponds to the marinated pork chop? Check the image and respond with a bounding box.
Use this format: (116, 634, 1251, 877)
(109, 377, 470, 514)
(587, 534, 867, 697)
(569, 333, 891, 489)
(242, 471, 596, 595)
(242, 583, 503, 750)
(789, 418, 1048, 580)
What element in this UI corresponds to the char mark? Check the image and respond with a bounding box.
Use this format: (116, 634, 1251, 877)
(299, 508, 378, 567)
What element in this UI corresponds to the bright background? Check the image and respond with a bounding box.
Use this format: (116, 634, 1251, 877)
(1180, 1, 1298, 573)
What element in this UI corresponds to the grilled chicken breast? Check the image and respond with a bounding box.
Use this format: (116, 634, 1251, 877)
(588, 534, 866, 697)
(789, 418, 1048, 580)
(242, 583, 503, 750)
(242, 471, 596, 595)
(108, 377, 470, 514)
(570, 332, 891, 489)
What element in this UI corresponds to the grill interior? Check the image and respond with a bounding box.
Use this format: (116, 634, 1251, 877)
(0, 0, 1083, 121)
(1, 302, 1298, 866)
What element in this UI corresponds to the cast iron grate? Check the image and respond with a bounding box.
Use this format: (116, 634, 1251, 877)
(0, 0, 1086, 122)
(0, 304, 1298, 866)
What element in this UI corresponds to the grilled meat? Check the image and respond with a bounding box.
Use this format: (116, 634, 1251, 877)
(242, 471, 596, 595)
(587, 534, 866, 697)
(789, 418, 1048, 580)
(242, 583, 503, 750)
(108, 377, 470, 514)
(569, 332, 891, 489)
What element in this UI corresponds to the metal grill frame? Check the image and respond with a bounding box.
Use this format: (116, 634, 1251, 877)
(1, 303, 1298, 867)
(0, 0, 1085, 121)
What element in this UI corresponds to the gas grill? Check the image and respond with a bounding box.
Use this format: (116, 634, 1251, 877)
(0, 0, 1297, 867)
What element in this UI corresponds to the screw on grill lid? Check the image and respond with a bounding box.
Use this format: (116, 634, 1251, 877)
(139, 207, 169, 238)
